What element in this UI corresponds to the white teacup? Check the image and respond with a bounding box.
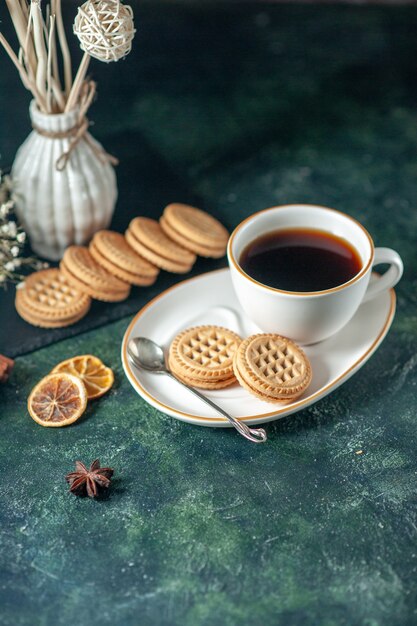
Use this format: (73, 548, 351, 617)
(227, 204, 403, 344)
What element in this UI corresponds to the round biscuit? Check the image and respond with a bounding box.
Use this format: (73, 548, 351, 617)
(16, 286, 90, 323)
(92, 230, 159, 278)
(169, 356, 237, 389)
(160, 215, 226, 258)
(169, 325, 242, 381)
(16, 294, 90, 328)
(163, 203, 229, 250)
(128, 217, 196, 265)
(232, 354, 288, 404)
(235, 334, 312, 400)
(62, 246, 130, 295)
(125, 229, 193, 274)
(60, 260, 130, 302)
(16, 268, 91, 320)
(90, 242, 157, 287)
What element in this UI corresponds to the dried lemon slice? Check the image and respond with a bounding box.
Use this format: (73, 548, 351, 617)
(28, 373, 87, 427)
(51, 355, 114, 400)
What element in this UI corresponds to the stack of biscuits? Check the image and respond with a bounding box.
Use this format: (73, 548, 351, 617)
(15, 204, 229, 328)
(168, 326, 312, 404)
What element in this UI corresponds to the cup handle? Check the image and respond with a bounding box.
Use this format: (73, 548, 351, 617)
(362, 247, 403, 303)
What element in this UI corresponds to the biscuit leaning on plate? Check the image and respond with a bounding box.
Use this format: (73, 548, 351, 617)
(169, 325, 242, 389)
(126, 217, 196, 274)
(60, 246, 131, 302)
(15, 268, 91, 328)
(89, 230, 159, 286)
(233, 333, 312, 403)
(160, 203, 229, 258)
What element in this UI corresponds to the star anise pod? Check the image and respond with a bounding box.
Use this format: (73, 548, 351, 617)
(65, 459, 114, 498)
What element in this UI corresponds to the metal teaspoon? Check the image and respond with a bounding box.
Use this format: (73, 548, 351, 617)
(127, 337, 267, 444)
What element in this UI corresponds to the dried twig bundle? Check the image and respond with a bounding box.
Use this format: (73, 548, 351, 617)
(0, 0, 135, 114)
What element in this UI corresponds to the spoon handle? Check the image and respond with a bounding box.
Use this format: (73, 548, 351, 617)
(166, 372, 267, 443)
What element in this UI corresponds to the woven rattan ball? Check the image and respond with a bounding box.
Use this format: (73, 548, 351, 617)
(73, 0, 135, 63)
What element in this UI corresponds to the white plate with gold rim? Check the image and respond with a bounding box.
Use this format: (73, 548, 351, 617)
(121, 268, 396, 427)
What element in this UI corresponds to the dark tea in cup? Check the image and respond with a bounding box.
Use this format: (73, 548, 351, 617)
(239, 227, 362, 292)
(228, 205, 403, 343)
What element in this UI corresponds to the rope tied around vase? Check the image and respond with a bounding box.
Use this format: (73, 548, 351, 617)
(31, 81, 118, 172)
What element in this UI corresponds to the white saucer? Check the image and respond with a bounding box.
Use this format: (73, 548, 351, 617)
(121, 268, 396, 427)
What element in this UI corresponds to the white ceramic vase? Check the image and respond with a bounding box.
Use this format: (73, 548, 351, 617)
(11, 101, 117, 261)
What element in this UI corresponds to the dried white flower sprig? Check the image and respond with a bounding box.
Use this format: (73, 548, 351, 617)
(0, 173, 47, 287)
